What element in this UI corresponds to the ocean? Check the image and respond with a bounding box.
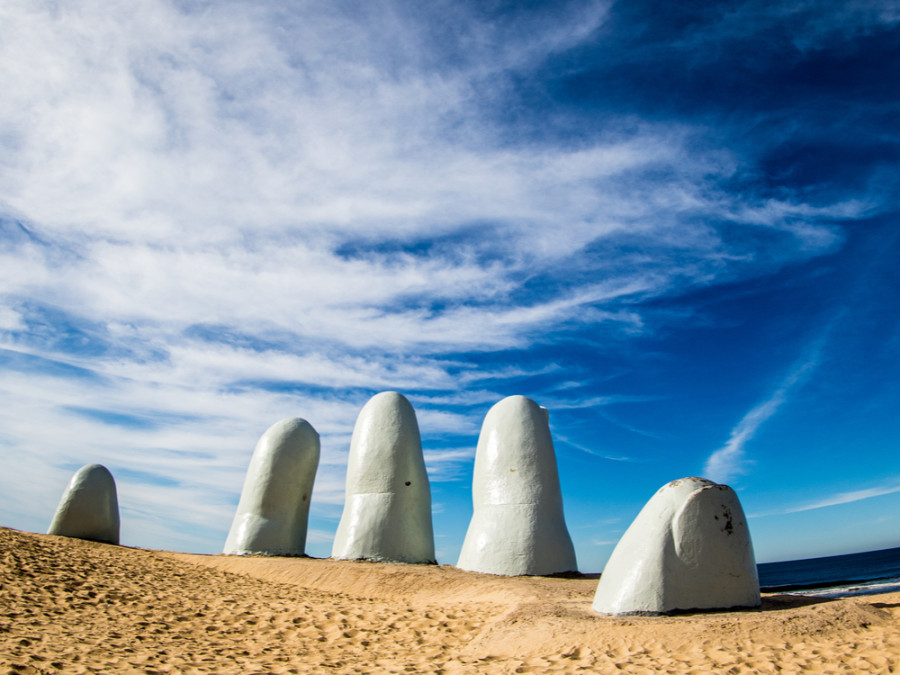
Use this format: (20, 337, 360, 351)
(757, 545, 900, 598)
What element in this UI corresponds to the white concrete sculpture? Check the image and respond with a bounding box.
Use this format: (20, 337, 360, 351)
(592, 477, 760, 615)
(47, 464, 120, 544)
(224, 417, 320, 556)
(332, 391, 435, 564)
(457, 395, 577, 576)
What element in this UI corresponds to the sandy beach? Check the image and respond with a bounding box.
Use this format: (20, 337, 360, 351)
(1, 527, 898, 674)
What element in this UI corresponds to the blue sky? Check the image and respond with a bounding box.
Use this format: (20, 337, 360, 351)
(1, 0, 898, 570)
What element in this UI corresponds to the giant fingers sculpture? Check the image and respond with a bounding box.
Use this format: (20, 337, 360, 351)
(224, 417, 320, 556)
(457, 395, 577, 576)
(592, 477, 760, 614)
(48, 463, 120, 545)
(332, 392, 435, 564)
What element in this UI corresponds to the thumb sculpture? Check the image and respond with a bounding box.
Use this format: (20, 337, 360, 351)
(592, 477, 760, 615)
(48, 463, 120, 545)
(457, 395, 577, 576)
(224, 417, 320, 556)
(332, 391, 435, 564)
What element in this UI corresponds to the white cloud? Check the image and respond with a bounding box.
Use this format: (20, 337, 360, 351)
(423, 447, 478, 481)
(0, 1, 866, 553)
(0, 306, 25, 331)
(788, 484, 900, 513)
(751, 481, 900, 518)
(703, 344, 823, 483)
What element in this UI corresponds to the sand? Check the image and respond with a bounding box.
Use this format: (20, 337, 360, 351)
(1, 527, 898, 674)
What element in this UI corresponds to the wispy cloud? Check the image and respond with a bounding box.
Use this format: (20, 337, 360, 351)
(752, 481, 900, 518)
(703, 341, 824, 483)
(555, 434, 634, 462)
(0, 1, 887, 556)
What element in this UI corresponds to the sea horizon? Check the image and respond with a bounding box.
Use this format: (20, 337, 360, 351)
(757, 545, 900, 598)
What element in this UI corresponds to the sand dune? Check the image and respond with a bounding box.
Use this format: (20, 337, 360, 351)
(1, 527, 898, 673)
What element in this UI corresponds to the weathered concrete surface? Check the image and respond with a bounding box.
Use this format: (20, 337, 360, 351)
(332, 392, 435, 564)
(592, 477, 760, 615)
(224, 418, 320, 556)
(47, 464, 120, 544)
(457, 395, 577, 576)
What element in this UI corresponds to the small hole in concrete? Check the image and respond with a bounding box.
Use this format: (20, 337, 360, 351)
(404, 481, 411, 486)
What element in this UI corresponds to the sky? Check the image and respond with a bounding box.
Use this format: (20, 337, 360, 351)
(1, 0, 899, 571)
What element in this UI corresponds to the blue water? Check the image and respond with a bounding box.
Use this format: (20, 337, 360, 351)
(757, 546, 900, 598)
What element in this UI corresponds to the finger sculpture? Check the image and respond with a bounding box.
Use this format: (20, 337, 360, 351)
(457, 395, 577, 576)
(224, 417, 320, 556)
(332, 391, 435, 564)
(48, 464, 120, 545)
(592, 477, 760, 615)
